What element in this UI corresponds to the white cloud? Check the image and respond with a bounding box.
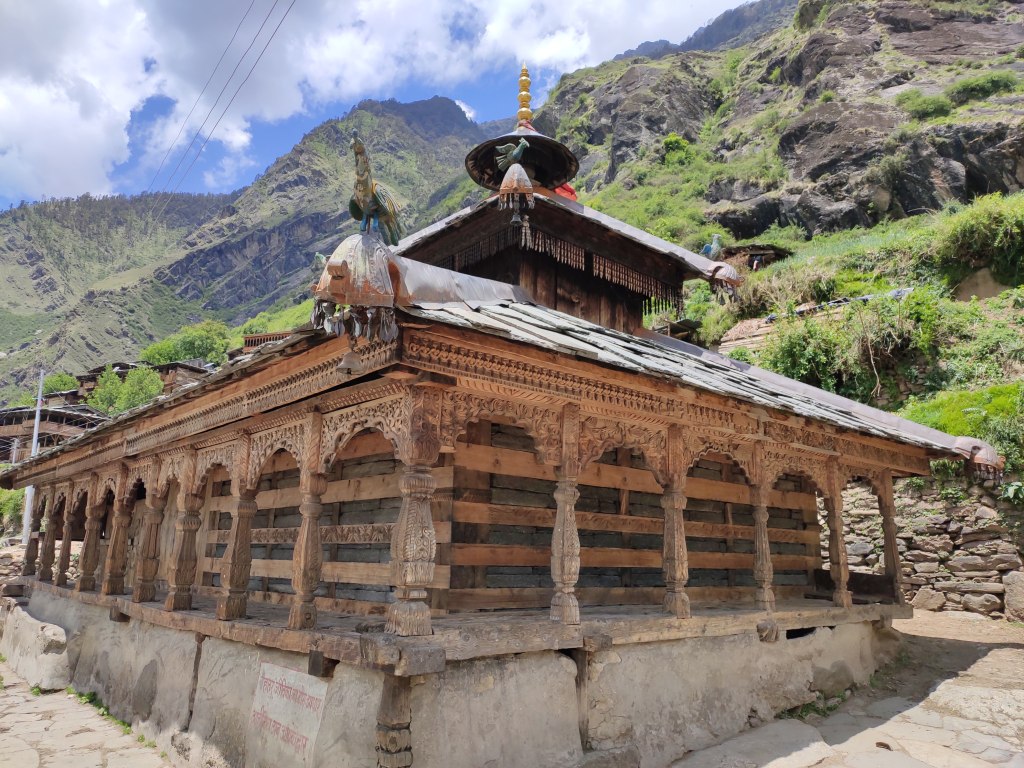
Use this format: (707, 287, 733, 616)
(0, 0, 748, 201)
(455, 100, 476, 121)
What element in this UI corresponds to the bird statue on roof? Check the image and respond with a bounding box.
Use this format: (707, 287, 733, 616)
(349, 131, 404, 247)
(496, 138, 529, 172)
(701, 233, 723, 260)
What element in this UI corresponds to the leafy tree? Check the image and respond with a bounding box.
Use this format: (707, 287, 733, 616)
(0, 487, 25, 535)
(86, 365, 163, 415)
(43, 372, 78, 394)
(139, 320, 230, 366)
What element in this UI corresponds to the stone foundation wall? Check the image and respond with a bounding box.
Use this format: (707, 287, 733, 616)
(825, 478, 1024, 621)
(1, 589, 898, 768)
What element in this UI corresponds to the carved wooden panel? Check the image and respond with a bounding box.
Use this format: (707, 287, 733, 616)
(319, 397, 405, 472)
(194, 442, 238, 494)
(578, 416, 668, 485)
(246, 422, 306, 490)
(444, 391, 562, 466)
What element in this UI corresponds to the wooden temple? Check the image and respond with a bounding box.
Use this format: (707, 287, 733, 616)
(2, 67, 1003, 768)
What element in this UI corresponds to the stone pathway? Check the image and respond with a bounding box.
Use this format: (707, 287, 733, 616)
(674, 612, 1024, 767)
(0, 661, 170, 768)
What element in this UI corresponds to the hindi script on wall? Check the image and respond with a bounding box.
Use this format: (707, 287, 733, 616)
(246, 662, 328, 766)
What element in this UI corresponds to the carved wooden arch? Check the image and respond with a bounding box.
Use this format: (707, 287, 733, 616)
(839, 464, 885, 498)
(319, 398, 405, 473)
(579, 416, 670, 487)
(246, 421, 306, 491)
(762, 447, 831, 498)
(94, 471, 120, 505)
(193, 443, 237, 496)
(681, 433, 755, 486)
(444, 391, 562, 466)
(155, 452, 188, 499)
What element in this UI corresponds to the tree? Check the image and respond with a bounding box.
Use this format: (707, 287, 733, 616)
(43, 372, 78, 394)
(86, 365, 163, 415)
(139, 320, 231, 366)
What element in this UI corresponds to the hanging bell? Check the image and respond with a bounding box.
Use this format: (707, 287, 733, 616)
(498, 162, 535, 227)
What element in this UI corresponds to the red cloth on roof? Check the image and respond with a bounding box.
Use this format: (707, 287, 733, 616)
(554, 183, 577, 200)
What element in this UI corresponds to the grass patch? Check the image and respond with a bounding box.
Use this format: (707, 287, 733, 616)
(66, 686, 133, 734)
(30, 685, 42, 696)
(895, 89, 953, 119)
(945, 71, 1019, 106)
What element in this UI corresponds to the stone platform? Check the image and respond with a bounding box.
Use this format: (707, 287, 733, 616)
(1, 583, 907, 768)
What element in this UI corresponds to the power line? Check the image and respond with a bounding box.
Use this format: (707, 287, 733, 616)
(148, 0, 283, 218)
(144, 0, 260, 195)
(154, 0, 297, 220)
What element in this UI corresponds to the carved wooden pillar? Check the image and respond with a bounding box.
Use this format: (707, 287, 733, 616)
(101, 494, 133, 596)
(22, 491, 47, 577)
(217, 490, 257, 620)
(376, 675, 413, 768)
(290, 412, 326, 630)
(164, 488, 204, 611)
(878, 471, 905, 605)
(55, 496, 77, 587)
(662, 426, 690, 618)
(826, 464, 853, 609)
(386, 387, 441, 637)
(751, 484, 775, 612)
(132, 496, 166, 603)
(77, 492, 107, 592)
(38, 492, 60, 583)
(551, 403, 581, 625)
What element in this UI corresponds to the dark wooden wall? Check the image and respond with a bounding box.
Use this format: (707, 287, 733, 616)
(464, 249, 646, 333)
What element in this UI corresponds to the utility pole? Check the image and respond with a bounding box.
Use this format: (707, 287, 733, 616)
(21, 368, 44, 545)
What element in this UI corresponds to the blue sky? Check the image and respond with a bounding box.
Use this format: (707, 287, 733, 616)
(0, 1, 748, 209)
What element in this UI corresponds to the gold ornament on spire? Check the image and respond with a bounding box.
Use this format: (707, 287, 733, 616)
(517, 63, 532, 124)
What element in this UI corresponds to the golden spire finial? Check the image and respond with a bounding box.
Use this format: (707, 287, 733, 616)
(517, 63, 532, 124)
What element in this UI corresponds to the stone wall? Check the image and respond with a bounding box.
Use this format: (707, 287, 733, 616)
(827, 478, 1024, 621)
(1, 589, 900, 768)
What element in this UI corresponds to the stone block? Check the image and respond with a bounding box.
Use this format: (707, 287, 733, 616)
(913, 562, 939, 574)
(0, 601, 71, 690)
(911, 587, 945, 611)
(904, 551, 939, 563)
(932, 581, 1004, 594)
(1003, 571, 1024, 622)
(962, 593, 1001, 615)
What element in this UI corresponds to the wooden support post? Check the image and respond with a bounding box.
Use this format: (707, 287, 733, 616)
(37, 495, 59, 583)
(132, 497, 166, 603)
(164, 489, 204, 611)
(826, 464, 853, 609)
(551, 403, 581, 625)
(376, 675, 412, 768)
(662, 426, 690, 618)
(217, 491, 257, 620)
(55, 505, 75, 587)
(878, 471, 905, 606)
(288, 414, 326, 629)
(386, 388, 441, 637)
(77, 498, 105, 592)
(752, 485, 775, 612)
(101, 495, 133, 596)
(22, 492, 46, 577)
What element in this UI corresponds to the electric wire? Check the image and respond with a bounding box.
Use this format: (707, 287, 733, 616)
(148, 0, 283, 219)
(144, 0, 259, 195)
(153, 0, 297, 220)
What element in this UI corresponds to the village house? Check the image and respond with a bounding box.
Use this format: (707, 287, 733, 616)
(0, 68, 1002, 768)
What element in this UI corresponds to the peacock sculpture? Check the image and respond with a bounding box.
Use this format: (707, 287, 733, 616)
(349, 130, 405, 246)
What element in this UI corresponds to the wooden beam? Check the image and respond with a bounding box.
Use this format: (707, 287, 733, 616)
(446, 585, 810, 611)
(452, 501, 819, 544)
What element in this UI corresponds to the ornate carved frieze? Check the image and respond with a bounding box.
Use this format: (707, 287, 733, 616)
(444, 390, 562, 466)
(405, 335, 669, 417)
(836, 437, 930, 476)
(124, 341, 399, 457)
(763, 422, 837, 453)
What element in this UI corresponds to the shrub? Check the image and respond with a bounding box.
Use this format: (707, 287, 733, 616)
(895, 89, 953, 119)
(1017, 45, 1024, 60)
(818, 90, 836, 103)
(944, 71, 1018, 105)
(933, 193, 1024, 286)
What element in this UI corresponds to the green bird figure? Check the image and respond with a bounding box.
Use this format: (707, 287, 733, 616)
(348, 131, 405, 247)
(495, 138, 530, 172)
